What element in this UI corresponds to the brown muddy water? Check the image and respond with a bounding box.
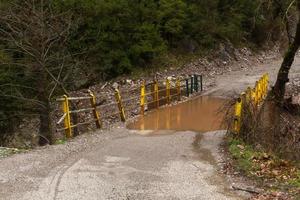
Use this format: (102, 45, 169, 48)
(127, 96, 227, 133)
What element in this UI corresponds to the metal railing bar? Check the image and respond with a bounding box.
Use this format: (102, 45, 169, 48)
(69, 107, 95, 114)
(145, 91, 156, 96)
(56, 96, 92, 102)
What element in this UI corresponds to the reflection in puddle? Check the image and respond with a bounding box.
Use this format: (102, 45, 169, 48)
(127, 96, 226, 133)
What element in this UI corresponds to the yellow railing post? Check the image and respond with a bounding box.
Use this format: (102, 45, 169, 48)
(154, 80, 159, 108)
(234, 96, 243, 134)
(140, 80, 146, 115)
(265, 73, 269, 95)
(166, 78, 171, 104)
(258, 80, 262, 104)
(89, 90, 102, 129)
(62, 95, 72, 138)
(176, 78, 181, 101)
(115, 89, 126, 122)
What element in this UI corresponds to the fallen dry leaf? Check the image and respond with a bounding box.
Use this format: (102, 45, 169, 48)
(237, 145, 245, 150)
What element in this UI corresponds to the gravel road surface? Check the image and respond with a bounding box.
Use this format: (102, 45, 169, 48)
(0, 129, 240, 200)
(1, 56, 300, 200)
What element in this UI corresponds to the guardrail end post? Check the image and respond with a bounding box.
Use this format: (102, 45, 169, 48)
(63, 95, 72, 138)
(234, 96, 243, 134)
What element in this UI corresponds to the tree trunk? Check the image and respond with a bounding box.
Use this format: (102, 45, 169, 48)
(273, 0, 300, 104)
(36, 65, 54, 145)
(38, 102, 54, 145)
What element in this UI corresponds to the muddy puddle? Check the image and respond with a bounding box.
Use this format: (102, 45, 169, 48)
(127, 96, 227, 133)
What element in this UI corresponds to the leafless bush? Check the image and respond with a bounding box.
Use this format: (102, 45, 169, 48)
(223, 96, 264, 142)
(224, 95, 300, 160)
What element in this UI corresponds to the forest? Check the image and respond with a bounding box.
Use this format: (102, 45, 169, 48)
(0, 0, 295, 144)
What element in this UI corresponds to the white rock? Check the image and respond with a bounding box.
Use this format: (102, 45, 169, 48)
(112, 82, 119, 89)
(292, 94, 300, 105)
(126, 79, 133, 84)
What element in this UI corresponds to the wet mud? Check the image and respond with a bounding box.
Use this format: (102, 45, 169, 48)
(127, 96, 227, 133)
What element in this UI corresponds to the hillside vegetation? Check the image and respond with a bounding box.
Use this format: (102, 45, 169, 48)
(0, 0, 294, 145)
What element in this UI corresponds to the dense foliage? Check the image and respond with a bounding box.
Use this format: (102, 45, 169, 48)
(0, 0, 295, 144)
(56, 0, 283, 78)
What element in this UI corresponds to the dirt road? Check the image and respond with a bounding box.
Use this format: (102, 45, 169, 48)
(206, 57, 300, 97)
(1, 56, 300, 200)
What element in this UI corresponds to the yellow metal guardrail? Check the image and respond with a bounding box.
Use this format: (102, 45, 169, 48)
(62, 95, 72, 138)
(233, 73, 270, 134)
(56, 74, 204, 138)
(115, 89, 126, 122)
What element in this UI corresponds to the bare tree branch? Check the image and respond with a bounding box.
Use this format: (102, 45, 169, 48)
(0, 0, 75, 145)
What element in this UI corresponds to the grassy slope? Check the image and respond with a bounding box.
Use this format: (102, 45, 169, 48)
(228, 137, 300, 198)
